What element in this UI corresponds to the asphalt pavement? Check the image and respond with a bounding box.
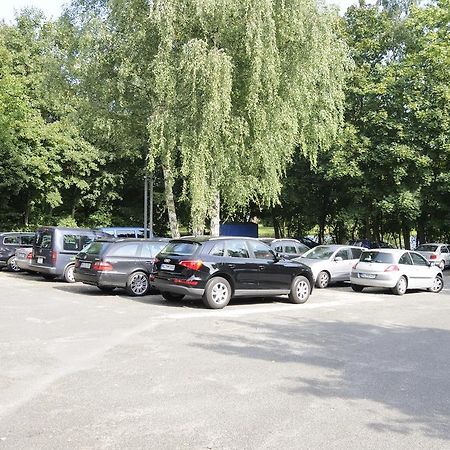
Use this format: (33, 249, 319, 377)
(1, 270, 450, 449)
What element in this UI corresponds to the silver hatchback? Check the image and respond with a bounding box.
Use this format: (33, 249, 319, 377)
(415, 243, 450, 270)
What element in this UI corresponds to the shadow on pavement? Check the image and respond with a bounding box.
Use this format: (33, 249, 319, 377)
(192, 318, 450, 440)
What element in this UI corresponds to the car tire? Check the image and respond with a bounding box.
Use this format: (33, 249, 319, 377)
(289, 275, 311, 304)
(315, 271, 330, 289)
(392, 276, 407, 295)
(126, 271, 149, 296)
(7, 256, 20, 272)
(438, 260, 445, 270)
(161, 292, 185, 302)
(429, 275, 444, 293)
(64, 265, 76, 283)
(202, 277, 232, 309)
(351, 284, 364, 292)
(98, 286, 115, 294)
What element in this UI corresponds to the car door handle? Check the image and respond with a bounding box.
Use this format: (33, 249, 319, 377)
(227, 264, 236, 269)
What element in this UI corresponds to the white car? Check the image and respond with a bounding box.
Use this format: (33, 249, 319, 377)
(414, 243, 450, 270)
(350, 249, 444, 295)
(295, 245, 364, 288)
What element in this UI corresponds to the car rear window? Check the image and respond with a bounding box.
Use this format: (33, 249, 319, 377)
(3, 236, 19, 244)
(82, 241, 111, 255)
(160, 241, 200, 256)
(416, 244, 438, 252)
(360, 251, 394, 264)
(35, 231, 53, 249)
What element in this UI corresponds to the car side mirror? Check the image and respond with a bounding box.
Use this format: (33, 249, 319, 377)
(334, 256, 343, 262)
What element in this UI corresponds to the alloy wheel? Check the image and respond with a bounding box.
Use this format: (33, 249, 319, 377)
(296, 280, 310, 301)
(130, 273, 148, 296)
(211, 282, 229, 305)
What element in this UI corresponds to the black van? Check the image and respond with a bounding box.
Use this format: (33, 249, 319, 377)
(30, 227, 107, 282)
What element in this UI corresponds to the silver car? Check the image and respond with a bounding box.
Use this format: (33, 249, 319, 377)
(414, 243, 450, 270)
(351, 249, 443, 295)
(15, 247, 33, 272)
(295, 245, 364, 288)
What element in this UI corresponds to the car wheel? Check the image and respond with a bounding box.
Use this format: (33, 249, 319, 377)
(438, 260, 445, 270)
(202, 277, 231, 309)
(161, 292, 185, 302)
(429, 275, 444, 293)
(351, 284, 364, 292)
(126, 271, 149, 296)
(98, 286, 115, 294)
(315, 271, 330, 289)
(7, 256, 20, 272)
(392, 276, 407, 295)
(64, 265, 76, 283)
(289, 275, 311, 304)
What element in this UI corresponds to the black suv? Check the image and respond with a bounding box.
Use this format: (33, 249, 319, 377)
(151, 237, 314, 309)
(0, 232, 35, 272)
(74, 238, 168, 296)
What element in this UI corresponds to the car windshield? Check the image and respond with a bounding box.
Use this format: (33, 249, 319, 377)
(302, 246, 335, 260)
(360, 251, 395, 264)
(159, 241, 200, 256)
(416, 244, 439, 252)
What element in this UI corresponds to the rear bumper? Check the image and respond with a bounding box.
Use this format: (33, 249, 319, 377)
(74, 270, 126, 288)
(350, 272, 397, 288)
(16, 260, 33, 270)
(152, 277, 204, 297)
(29, 264, 57, 275)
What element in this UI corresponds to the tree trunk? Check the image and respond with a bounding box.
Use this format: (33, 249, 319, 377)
(272, 208, 281, 239)
(162, 165, 180, 238)
(417, 215, 425, 245)
(402, 223, 411, 250)
(209, 191, 220, 237)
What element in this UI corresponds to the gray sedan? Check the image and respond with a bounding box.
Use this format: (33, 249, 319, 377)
(415, 243, 450, 270)
(294, 245, 363, 288)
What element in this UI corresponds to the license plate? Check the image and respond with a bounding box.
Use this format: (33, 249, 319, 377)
(360, 273, 376, 279)
(37, 257, 44, 264)
(80, 262, 91, 269)
(161, 263, 175, 271)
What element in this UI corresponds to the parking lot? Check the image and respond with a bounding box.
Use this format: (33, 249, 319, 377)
(1, 271, 450, 449)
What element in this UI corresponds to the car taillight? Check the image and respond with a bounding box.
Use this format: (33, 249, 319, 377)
(384, 265, 399, 272)
(173, 278, 199, 286)
(179, 260, 203, 271)
(352, 262, 358, 269)
(92, 261, 113, 271)
(51, 251, 57, 265)
(154, 258, 160, 265)
(27, 252, 32, 260)
(430, 254, 437, 260)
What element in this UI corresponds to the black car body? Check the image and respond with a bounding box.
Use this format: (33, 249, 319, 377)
(151, 237, 314, 309)
(30, 227, 108, 282)
(74, 238, 168, 296)
(0, 232, 35, 272)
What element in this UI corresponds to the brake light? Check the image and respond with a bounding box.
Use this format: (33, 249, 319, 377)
(179, 260, 203, 271)
(154, 258, 160, 264)
(384, 265, 399, 272)
(51, 251, 57, 265)
(430, 254, 437, 260)
(173, 278, 199, 286)
(27, 252, 32, 260)
(92, 261, 113, 271)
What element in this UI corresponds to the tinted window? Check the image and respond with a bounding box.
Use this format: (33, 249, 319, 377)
(209, 241, 225, 257)
(136, 230, 145, 238)
(21, 235, 34, 245)
(410, 252, 429, 266)
(284, 245, 297, 254)
(351, 248, 363, 259)
(297, 243, 309, 254)
(109, 243, 139, 257)
(141, 242, 166, 258)
(399, 253, 413, 265)
(160, 242, 200, 256)
(63, 235, 82, 251)
(248, 241, 274, 259)
(35, 231, 53, 249)
(441, 246, 449, 253)
(225, 240, 249, 258)
(83, 241, 110, 255)
(80, 236, 93, 250)
(3, 236, 19, 244)
(274, 245, 283, 252)
(335, 249, 350, 260)
(416, 244, 438, 252)
(360, 252, 395, 264)
(117, 231, 136, 238)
